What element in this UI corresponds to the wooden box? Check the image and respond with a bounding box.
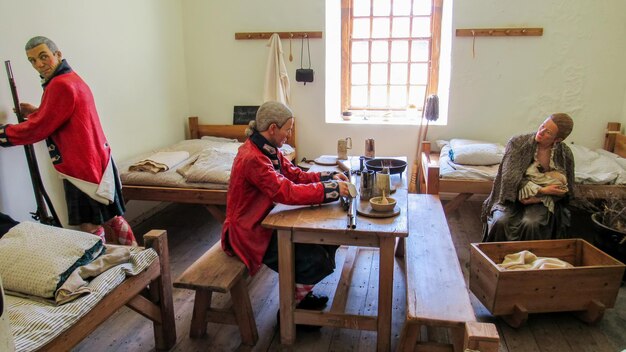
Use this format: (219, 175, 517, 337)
(470, 239, 625, 327)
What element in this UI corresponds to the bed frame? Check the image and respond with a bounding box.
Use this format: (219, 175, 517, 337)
(35, 229, 176, 351)
(414, 122, 626, 214)
(122, 116, 297, 223)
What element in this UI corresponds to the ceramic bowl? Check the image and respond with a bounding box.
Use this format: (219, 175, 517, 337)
(369, 196, 396, 212)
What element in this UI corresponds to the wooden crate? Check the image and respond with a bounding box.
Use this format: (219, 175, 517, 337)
(470, 239, 625, 327)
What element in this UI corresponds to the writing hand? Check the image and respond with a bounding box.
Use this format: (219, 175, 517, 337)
(333, 172, 349, 182)
(337, 181, 350, 197)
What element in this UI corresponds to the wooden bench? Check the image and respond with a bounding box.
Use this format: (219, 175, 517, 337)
(397, 194, 499, 352)
(173, 241, 258, 346)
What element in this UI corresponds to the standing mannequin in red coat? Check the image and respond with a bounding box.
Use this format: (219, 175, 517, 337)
(0, 36, 135, 245)
(222, 101, 350, 321)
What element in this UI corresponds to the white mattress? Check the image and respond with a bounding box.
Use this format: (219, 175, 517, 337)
(119, 139, 294, 190)
(437, 141, 626, 185)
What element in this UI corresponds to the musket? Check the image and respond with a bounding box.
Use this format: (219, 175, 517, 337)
(4, 60, 62, 227)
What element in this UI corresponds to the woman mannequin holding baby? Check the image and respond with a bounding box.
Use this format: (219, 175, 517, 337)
(482, 113, 575, 242)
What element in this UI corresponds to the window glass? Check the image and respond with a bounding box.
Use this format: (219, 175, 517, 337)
(353, 0, 371, 16)
(372, 18, 390, 38)
(392, 17, 410, 38)
(389, 86, 407, 108)
(370, 86, 388, 107)
(352, 42, 369, 62)
(390, 40, 409, 62)
(390, 63, 408, 84)
(393, 0, 412, 16)
(373, 0, 391, 16)
(413, 0, 431, 15)
(371, 41, 389, 62)
(411, 40, 429, 62)
(411, 17, 431, 37)
(351, 64, 369, 84)
(370, 63, 388, 85)
(353, 18, 371, 38)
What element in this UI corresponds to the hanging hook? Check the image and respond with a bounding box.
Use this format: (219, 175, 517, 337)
(289, 33, 294, 62)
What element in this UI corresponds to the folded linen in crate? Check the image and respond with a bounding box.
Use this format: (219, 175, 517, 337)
(129, 151, 190, 173)
(497, 250, 573, 270)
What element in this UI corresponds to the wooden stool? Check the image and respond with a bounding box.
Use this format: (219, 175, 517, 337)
(174, 242, 258, 346)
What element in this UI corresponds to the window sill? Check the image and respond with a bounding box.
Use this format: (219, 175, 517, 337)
(327, 115, 445, 126)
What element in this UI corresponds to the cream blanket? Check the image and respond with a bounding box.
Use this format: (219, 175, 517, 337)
(129, 151, 190, 173)
(177, 143, 241, 184)
(497, 250, 573, 270)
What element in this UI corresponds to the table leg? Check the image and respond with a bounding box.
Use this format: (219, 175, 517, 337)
(277, 229, 296, 345)
(377, 236, 394, 351)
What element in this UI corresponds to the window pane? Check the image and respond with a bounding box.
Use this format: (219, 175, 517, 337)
(353, 0, 371, 16)
(390, 63, 408, 84)
(408, 85, 426, 107)
(372, 0, 390, 16)
(351, 64, 369, 84)
(392, 17, 410, 38)
(390, 40, 408, 61)
(410, 63, 428, 84)
(411, 40, 429, 61)
(371, 41, 389, 62)
(371, 63, 388, 84)
(352, 41, 369, 63)
(372, 18, 390, 38)
(413, 0, 431, 15)
(353, 18, 371, 39)
(351, 86, 368, 107)
(393, 0, 411, 16)
(370, 86, 388, 107)
(389, 86, 407, 108)
(411, 17, 430, 37)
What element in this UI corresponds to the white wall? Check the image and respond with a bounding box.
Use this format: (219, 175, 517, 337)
(0, 0, 189, 223)
(182, 0, 626, 162)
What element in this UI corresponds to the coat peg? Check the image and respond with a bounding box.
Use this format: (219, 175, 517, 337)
(247, 34, 252, 39)
(521, 29, 527, 34)
(304, 33, 308, 38)
(488, 30, 494, 35)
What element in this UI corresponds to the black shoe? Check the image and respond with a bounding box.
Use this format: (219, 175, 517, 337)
(296, 292, 329, 310)
(276, 310, 322, 332)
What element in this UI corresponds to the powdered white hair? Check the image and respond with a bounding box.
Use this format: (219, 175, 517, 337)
(245, 101, 293, 136)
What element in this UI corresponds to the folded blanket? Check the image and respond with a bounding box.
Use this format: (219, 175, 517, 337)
(177, 144, 241, 184)
(55, 245, 131, 305)
(129, 151, 190, 173)
(497, 250, 573, 270)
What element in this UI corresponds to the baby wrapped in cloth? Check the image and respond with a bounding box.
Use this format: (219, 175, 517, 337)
(518, 161, 568, 213)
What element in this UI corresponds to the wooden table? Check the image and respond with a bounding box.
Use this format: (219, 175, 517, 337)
(262, 157, 408, 351)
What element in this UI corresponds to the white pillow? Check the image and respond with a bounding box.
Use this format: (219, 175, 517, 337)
(449, 143, 505, 166)
(0, 222, 103, 299)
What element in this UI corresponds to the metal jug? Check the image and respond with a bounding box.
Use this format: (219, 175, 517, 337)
(359, 170, 375, 201)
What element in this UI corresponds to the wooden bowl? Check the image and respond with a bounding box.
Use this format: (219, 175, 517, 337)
(369, 196, 396, 212)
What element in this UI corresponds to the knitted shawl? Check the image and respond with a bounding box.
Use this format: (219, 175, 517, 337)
(481, 133, 576, 222)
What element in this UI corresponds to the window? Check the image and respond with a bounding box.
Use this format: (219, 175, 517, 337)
(341, 0, 442, 118)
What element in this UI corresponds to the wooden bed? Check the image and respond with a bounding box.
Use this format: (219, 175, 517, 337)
(122, 116, 297, 223)
(413, 122, 626, 213)
(10, 229, 176, 352)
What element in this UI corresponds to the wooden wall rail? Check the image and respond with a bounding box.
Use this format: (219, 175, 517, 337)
(456, 28, 543, 37)
(235, 31, 323, 40)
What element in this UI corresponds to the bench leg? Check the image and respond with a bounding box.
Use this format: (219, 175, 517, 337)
(230, 278, 258, 346)
(190, 290, 212, 338)
(397, 323, 420, 352)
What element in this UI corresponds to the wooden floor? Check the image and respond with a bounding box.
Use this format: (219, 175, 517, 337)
(75, 201, 626, 352)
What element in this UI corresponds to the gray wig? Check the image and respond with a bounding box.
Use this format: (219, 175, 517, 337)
(25, 36, 59, 52)
(245, 101, 293, 137)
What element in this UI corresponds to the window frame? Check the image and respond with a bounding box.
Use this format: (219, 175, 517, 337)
(340, 0, 442, 114)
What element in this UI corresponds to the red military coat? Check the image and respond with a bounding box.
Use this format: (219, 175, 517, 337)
(221, 139, 327, 275)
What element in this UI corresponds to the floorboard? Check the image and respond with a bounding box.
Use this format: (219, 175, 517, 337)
(74, 201, 626, 352)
